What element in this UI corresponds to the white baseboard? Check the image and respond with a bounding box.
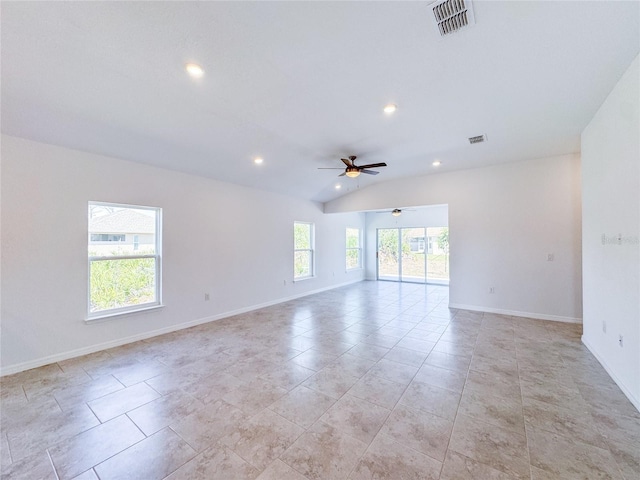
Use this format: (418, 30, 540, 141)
(581, 336, 640, 412)
(1, 279, 364, 377)
(448, 303, 582, 324)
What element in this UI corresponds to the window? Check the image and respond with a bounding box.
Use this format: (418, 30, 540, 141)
(88, 202, 162, 318)
(294, 222, 314, 279)
(346, 227, 362, 270)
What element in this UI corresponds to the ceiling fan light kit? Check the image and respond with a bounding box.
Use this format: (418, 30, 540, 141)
(318, 155, 387, 179)
(345, 167, 360, 178)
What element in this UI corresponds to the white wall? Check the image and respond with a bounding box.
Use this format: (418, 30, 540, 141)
(364, 205, 449, 280)
(0, 135, 365, 374)
(581, 55, 639, 409)
(325, 154, 583, 322)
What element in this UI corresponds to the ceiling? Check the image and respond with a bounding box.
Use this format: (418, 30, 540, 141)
(2, 1, 638, 203)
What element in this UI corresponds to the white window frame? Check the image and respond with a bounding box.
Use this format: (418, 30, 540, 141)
(294, 221, 315, 280)
(346, 227, 362, 271)
(87, 201, 162, 320)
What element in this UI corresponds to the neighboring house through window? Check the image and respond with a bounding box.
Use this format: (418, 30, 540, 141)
(88, 202, 162, 318)
(90, 234, 125, 242)
(294, 222, 314, 279)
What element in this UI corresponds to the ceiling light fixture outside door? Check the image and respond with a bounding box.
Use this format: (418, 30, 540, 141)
(392, 209, 402, 217)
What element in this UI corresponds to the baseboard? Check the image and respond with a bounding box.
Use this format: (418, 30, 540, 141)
(448, 303, 582, 324)
(581, 336, 640, 412)
(0, 278, 364, 377)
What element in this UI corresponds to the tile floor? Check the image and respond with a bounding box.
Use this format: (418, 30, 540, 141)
(1, 281, 639, 480)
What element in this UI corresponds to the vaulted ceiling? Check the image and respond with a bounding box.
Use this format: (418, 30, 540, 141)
(2, 1, 638, 202)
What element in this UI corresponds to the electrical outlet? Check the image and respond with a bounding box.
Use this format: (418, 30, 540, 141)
(602, 321, 606, 333)
(489, 287, 495, 294)
(204, 293, 210, 301)
(619, 335, 623, 347)
(283, 279, 287, 286)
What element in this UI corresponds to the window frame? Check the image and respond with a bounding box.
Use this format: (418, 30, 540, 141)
(87, 201, 162, 320)
(293, 221, 315, 281)
(346, 227, 363, 271)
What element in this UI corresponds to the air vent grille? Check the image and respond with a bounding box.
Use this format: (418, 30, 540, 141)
(431, 0, 476, 36)
(468, 134, 487, 144)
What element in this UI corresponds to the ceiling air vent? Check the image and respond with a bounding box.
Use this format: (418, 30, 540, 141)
(430, 0, 476, 37)
(468, 134, 487, 144)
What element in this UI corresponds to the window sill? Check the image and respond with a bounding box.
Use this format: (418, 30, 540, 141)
(346, 267, 363, 272)
(293, 276, 316, 283)
(85, 304, 164, 323)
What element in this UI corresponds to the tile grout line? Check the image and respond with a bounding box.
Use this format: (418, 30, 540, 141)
(45, 448, 60, 480)
(3, 431, 13, 468)
(438, 309, 478, 479)
(514, 321, 534, 480)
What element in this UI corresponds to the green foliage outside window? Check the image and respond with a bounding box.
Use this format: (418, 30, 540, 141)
(437, 228, 449, 273)
(346, 249, 360, 269)
(294, 223, 311, 249)
(90, 257, 156, 312)
(294, 222, 313, 278)
(346, 228, 360, 269)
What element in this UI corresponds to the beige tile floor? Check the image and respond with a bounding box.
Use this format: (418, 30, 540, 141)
(1, 282, 639, 480)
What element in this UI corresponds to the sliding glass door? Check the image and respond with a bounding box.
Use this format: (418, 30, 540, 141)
(426, 226, 449, 284)
(401, 228, 426, 283)
(377, 228, 400, 281)
(377, 227, 449, 284)
(377, 227, 426, 283)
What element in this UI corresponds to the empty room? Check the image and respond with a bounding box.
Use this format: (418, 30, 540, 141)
(1, 1, 638, 479)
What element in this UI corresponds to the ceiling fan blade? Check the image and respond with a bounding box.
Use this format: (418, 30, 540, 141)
(338, 172, 347, 177)
(358, 162, 387, 169)
(341, 158, 353, 167)
(360, 169, 380, 175)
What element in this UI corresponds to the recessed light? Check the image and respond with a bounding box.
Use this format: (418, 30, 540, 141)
(383, 104, 397, 114)
(335, 184, 341, 190)
(432, 160, 441, 166)
(253, 157, 264, 165)
(185, 63, 204, 78)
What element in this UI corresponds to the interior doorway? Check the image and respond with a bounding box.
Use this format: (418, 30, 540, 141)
(376, 226, 449, 284)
